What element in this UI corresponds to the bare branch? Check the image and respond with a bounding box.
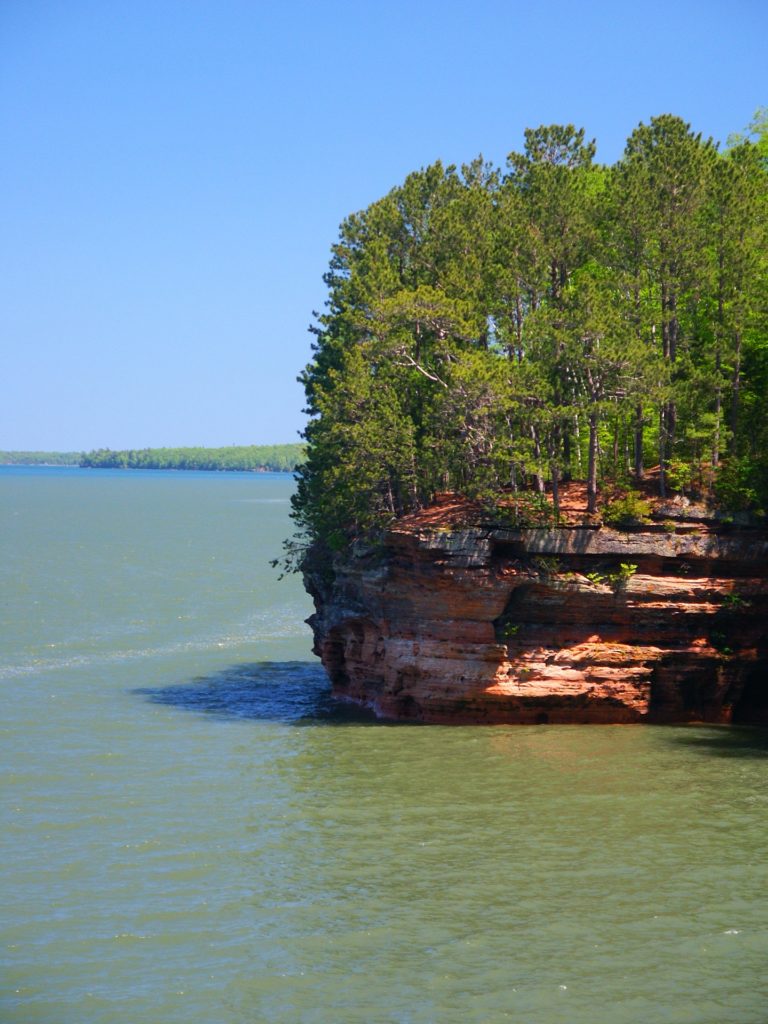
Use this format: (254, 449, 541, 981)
(395, 352, 449, 387)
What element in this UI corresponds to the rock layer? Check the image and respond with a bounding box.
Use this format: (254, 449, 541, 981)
(305, 517, 768, 724)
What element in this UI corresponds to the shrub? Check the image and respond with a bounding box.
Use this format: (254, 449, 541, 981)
(531, 555, 561, 578)
(606, 562, 638, 591)
(715, 457, 762, 513)
(586, 563, 637, 592)
(709, 630, 733, 656)
(603, 491, 651, 528)
(722, 591, 751, 611)
(482, 492, 555, 529)
(667, 459, 696, 495)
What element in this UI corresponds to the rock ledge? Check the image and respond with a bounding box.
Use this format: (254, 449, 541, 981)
(305, 519, 768, 724)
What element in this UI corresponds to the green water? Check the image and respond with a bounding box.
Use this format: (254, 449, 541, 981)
(1, 467, 767, 1024)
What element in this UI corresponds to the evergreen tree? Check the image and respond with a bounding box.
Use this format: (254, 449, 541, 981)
(286, 114, 767, 571)
(616, 116, 718, 495)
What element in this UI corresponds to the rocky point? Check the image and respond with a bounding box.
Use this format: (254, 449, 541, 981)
(305, 493, 768, 724)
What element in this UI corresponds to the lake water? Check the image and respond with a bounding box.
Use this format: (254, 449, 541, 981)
(2, 466, 767, 1024)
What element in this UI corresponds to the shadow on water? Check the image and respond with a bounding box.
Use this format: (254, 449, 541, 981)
(135, 666, 768, 746)
(133, 661, 408, 726)
(664, 725, 768, 759)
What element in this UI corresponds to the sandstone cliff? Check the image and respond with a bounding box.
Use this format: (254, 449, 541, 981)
(305, 501, 768, 724)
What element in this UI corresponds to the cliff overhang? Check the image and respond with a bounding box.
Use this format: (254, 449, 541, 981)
(305, 510, 768, 725)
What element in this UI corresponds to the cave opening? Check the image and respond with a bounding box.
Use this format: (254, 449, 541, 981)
(732, 665, 768, 726)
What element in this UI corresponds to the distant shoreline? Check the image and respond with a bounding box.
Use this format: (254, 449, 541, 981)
(82, 465, 295, 473)
(1, 463, 294, 473)
(2, 444, 304, 474)
(0, 452, 82, 467)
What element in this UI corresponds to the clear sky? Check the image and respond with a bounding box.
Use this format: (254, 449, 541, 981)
(1, 0, 765, 450)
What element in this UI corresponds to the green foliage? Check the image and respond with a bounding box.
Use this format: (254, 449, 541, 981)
(481, 492, 555, 529)
(80, 444, 305, 473)
(607, 563, 638, 591)
(585, 563, 638, 591)
(715, 457, 764, 513)
(709, 630, 734, 656)
(708, 582, 755, 656)
(531, 555, 562, 578)
(493, 616, 523, 646)
(666, 460, 696, 494)
(585, 571, 607, 586)
(602, 492, 652, 527)
(286, 113, 768, 572)
(1, 451, 82, 465)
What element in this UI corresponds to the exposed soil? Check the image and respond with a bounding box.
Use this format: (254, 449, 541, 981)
(397, 471, 717, 533)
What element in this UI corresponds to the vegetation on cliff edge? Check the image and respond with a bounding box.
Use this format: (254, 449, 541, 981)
(286, 112, 768, 571)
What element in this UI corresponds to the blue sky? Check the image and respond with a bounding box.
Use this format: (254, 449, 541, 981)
(1, 0, 765, 450)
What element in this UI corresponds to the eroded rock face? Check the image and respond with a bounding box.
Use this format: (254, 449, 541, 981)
(305, 522, 768, 724)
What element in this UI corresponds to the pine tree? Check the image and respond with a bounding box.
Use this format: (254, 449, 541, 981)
(285, 115, 767, 572)
(616, 116, 717, 495)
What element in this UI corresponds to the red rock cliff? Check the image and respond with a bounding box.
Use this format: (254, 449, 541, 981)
(305, 507, 768, 724)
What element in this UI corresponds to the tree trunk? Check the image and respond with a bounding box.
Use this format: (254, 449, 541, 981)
(550, 465, 560, 521)
(386, 478, 396, 516)
(530, 424, 545, 493)
(573, 415, 583, 476)
(634, 403, 644, 480)
(514, 292, 524, 363)
(730, 330, 743, 451)
(562, 426, 572, 482)
(712, 369, 722, 473)
(587, 411, 599, 513)
(712, 248, 725, 471)
(659, 277, 678, 485)
(548, 424, 561, 521)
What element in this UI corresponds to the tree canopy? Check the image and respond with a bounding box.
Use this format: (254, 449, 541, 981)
(289, 113, 768, 569)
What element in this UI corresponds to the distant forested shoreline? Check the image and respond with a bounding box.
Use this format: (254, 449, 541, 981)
(2, 445, 305, 473)
(0, 451, 82, 466)
(80, 445, 305, 472)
